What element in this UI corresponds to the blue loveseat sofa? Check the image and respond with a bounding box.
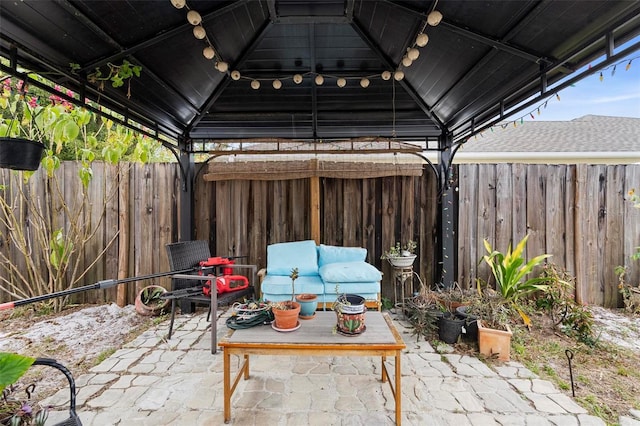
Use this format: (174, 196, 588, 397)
(258, 240, 382, 308)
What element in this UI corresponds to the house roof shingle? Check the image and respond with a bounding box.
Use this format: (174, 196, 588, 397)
(461, 115, 640, 153)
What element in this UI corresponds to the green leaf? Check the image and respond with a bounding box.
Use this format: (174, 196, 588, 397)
(0, 352, 35, 393)
(63, 119, 80, 141)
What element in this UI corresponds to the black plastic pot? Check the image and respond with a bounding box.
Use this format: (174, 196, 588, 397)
(455, 305, 479, 341)
(438, 313, 465, 344)
(0, 137, 45, 171)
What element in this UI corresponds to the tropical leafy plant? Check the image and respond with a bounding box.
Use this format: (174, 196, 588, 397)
(482, 234, 551, 302)
(0, 353, 34, 393)
(0, 72, 164, 311)
(0, 353, 50, 425)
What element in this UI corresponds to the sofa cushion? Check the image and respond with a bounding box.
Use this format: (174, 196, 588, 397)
(319, 261, 382, 283)
(266, 240, 319, 276)
(318, 244, 367, 267)
(261, 274, 325, 297)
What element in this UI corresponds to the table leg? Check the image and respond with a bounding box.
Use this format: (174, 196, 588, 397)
(223, 349, 231, 423)
(381, 355, 387, 382)
(244, 354, 250, 379)
(395, 350, 402, 426)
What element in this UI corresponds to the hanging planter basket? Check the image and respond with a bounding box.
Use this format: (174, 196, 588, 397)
(0, 137, 45, 171)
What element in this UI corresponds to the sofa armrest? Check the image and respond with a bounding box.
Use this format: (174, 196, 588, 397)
(257, 268, 267, 297)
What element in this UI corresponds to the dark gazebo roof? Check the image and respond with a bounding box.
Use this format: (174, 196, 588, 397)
(1, 1, 639, 152)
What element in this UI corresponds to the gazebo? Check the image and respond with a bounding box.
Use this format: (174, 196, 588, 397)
(1, 0, 639, 289)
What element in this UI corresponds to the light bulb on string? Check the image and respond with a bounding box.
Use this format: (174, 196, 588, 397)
(272, 79, 282, 89)
(193, 25, 206, 39)
(626, 60, 632, 71)
(251, 80, 260, 90)
(293, 74, 303, 84)
(216, 61, 228, 73)
(555, 93, 560, 101)
(530, 113, 535, 119)
(170, 0, 185, 9)
(187, 10, 202, 25)
(415, 33, 429, 47)
(599, 72, 604, 82)
(203, 46, 215, 60)
(427, 10, 442, 26)
(394, 70, 404, 81)
(402, 56, 413, 67)
(337, 77, 347, 88)
(360, 78, 370, 88)
(407, 48, 420, 61)
(314, 75, 324, 85)
(381, 71, 391, 81)
(230, 70, 241, 80)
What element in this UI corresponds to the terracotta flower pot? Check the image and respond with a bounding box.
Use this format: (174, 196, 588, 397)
(272, 301, 301, 329)
(477, 320, 512, 361)
(135, 285, 170, 316)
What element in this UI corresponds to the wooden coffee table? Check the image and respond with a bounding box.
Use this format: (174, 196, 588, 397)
(219, 311, 406, 424)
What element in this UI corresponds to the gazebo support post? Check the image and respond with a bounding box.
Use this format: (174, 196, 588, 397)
(178, 139, 195, 242)
(437, 131, 457, 289)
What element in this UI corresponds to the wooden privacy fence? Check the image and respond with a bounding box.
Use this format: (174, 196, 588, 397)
(1, 161, 638, 308)
(457, 163, 640, 307)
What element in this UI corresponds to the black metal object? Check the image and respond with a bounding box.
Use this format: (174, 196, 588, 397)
(1, 1, 639, 143)
(31, 358, 82, 426)
(0, 268, 193, 312)
(565, 349, 576, 397)
(164, 241, 255, 352)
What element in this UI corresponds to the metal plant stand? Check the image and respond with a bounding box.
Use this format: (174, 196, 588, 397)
(393, 265, 414, 318)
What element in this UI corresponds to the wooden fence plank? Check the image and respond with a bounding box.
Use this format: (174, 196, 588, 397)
(495, 163, 513, 260)
(476, 165, 496, 286)
(545, 165, 567, 268)
(457, 164, 478, 288)
(624, 166, 640, 290)
(603, 165, 624, 307)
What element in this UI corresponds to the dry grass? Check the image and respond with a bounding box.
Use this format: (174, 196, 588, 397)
(501, 312, 640, 425)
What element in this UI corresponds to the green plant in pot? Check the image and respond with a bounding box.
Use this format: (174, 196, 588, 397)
(270, 268, 301, 330)
(134, 285, 170, 316)
(468, 287, 514, 360)
(332, 289, 367, 335)
(482, 234, 550, 328)
(381, 240, 417, 268)
(0, 353, 48, 426)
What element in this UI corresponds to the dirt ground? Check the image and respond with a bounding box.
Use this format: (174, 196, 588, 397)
(1, 303, 639, 424)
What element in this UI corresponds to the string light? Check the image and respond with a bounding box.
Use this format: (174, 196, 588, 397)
(462, 51, 639, 143)
(186, 10, 201, 25)
(170, 0, 442, 91)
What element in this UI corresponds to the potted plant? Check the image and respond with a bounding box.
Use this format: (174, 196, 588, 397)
(134, 285, 170, 316)
(468, 288, 513, 361)
(271, 268, 301, 330)
(0, 353, 48, 425)
(295, 293, 318, 319)
(0, 87, 46, 171)
(333, 292, 367, 335)
(381, 240, 417, 268)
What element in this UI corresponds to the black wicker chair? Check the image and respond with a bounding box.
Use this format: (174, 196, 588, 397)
(165, 241, 255, 351)
(32, 358, 82, 426)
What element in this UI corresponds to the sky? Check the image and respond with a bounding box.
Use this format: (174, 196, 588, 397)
(519, 41, 640, 122)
